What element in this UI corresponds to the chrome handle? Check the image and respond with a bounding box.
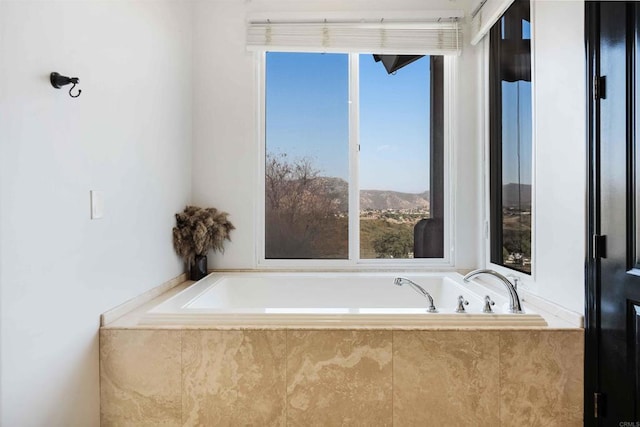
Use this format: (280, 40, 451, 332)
(455, 295, 469, 313)
(483, 295, 496, 313)
(506, 274, 520, 291)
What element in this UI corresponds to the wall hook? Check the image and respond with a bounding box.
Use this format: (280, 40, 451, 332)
(68, 82, 81, 98)
(50, 72, 82, 98)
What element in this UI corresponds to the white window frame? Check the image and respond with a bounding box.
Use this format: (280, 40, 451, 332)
(255, 51, 457, 270)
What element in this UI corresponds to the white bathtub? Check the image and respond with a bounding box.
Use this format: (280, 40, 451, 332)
(139, 271, 547, 327)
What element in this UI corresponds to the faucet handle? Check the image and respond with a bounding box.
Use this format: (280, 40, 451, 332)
(455, 295, 469, 313)
(505, 274, 520, 290)
(483, 295, 496, 313)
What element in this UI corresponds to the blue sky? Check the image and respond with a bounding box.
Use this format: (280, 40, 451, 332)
(502, 81, 532, 186)
(266, 53, 349, 181)
(266, 52, 430, 194)
(265, 51, 532, 192)
(500, 15, 532, 186)
(359, 55, 430, 193)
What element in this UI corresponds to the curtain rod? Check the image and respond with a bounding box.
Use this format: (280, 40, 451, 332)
(247, 10, 464, 24)
(249, 17, 461, 25)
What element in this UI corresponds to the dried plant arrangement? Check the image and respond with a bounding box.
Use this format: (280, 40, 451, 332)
(172, 206, 235, 279)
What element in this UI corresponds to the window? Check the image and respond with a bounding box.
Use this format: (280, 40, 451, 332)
(263, 52, 445, 262)
(489, 0, 532, 274)
(265, 53, 349, 259)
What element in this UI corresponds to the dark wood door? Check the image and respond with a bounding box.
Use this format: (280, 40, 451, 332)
(587, 2, 640, 425)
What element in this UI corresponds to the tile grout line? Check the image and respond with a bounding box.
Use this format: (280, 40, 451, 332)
(98, 330, 102, 424)
(284, 329, 288, 427)
(180, 330, 184, 426)
(497, 331, 501, 427)
(391, 330, 394, 427)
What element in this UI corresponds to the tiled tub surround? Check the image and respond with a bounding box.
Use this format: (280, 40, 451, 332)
(100, 328, 583, 426)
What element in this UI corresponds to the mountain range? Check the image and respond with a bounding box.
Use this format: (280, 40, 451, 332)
(317, 177, 430, 211)
(360, 189, 430, 210)
(317, 178, 531, 210)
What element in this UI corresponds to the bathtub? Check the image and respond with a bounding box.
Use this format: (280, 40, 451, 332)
(139, 271, 547, 327)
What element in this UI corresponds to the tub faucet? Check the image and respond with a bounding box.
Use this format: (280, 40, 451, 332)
(455, 295, 469, 313)
(463, 269, 523, 314)
(394, 277, 438, 313)
(483, 295, 496, 313)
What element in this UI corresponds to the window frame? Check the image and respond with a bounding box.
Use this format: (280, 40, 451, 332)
(484, 0, 537, 282)
(256, 51, 456, 269)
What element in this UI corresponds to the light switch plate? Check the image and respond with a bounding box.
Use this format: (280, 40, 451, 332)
(90, 190, 104, 219)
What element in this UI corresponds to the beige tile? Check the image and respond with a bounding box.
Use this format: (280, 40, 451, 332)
(500, 330, 584, 427)
(393, 330, 500, 427)
(100, 329, 181, 427)
(181, 330, 286, 426)
(286, 330, 392, 427)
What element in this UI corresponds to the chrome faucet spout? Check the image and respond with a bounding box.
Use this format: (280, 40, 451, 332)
(394, 277, 438, 313)
(462, 269, 524, 314)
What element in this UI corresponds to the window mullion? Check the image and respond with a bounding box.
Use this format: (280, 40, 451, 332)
(348, 54, 360, 262)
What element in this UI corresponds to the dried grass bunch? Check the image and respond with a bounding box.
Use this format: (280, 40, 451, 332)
(172, 206, 235, 265)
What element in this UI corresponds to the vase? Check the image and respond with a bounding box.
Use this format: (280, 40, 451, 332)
(190, 255, 208, 281)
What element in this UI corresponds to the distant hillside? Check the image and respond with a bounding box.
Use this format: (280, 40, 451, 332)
(360, 189, 429, 211)
(317, 177, 430, 211)
(317, 177, 348, 211)
(503, 183, 532, 208)
(316, 178, 530, 210)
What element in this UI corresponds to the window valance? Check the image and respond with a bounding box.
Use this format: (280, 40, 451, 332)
(246, 16, 462, 55)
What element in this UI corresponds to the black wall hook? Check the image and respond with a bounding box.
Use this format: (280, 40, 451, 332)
(50, 72, 82, 98)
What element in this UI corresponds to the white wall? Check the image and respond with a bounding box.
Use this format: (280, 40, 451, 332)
(530, 0, 585, 314)
(0, 1, 192, 425)
(192, 0, 257, 268)
(192, 0, 482, 270)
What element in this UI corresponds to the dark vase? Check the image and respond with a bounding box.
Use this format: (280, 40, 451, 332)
(190, 255, 208, 281)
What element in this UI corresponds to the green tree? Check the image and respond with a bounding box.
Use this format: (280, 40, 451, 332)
(372, 229, 413, 258)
